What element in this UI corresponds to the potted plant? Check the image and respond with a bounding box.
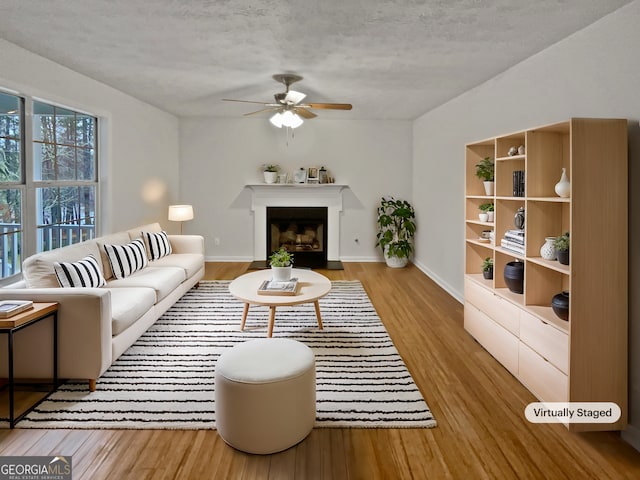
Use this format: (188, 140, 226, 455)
(375, 196, 416, 268)
(482, 257, 494, 280)
(553, 232, 570, 265)
(475, 157, 495, 196)
(479, 202, 494, 222)
(268, 247, 294, 281)
(263, 164, 279, 184)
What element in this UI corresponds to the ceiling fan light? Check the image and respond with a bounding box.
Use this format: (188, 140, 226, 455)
(284, 90, 306, 105)
(269, 111, 284, 128)
(288, 113, 304, 129)
(280, 110, 303, 129)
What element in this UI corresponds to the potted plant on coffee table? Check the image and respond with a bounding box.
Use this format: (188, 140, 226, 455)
(269, 247, 294, 281)
(376, 196, 416, 268)
(475, 157, 495, 196)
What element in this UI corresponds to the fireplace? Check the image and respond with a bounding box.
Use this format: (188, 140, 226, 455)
(267, 207, 327, 268)
(248, 184, 346, 270)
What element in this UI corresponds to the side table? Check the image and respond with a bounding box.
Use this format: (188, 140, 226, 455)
(0, 302, 59, 428)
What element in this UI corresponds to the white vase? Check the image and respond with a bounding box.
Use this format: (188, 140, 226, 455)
(271, 265, 292, 281)
(478, 213, 489, 222)
(264, 171, 278, 184)
(540, 237, 557, 260)
(554, 168, 570, 198)
(487, 211, 494, 222)
(483, 181, 494, 196)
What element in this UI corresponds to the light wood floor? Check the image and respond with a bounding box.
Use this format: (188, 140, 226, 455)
(1, 262, 639, 479)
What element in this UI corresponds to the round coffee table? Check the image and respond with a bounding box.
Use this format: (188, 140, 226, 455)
(229, 268, 331, 337)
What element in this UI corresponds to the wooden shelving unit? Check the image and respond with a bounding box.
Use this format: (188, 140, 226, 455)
(463, 118, 628, 432)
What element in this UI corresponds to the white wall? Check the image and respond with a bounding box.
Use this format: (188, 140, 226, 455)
(412, 1, 640, 448)
(179, 117, 412, 261)
(0, 39, 180, 234)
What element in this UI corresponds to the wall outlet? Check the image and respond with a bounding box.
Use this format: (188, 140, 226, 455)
(214, 237, 220, 246)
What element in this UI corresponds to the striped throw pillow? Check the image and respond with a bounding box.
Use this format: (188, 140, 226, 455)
(103, 239, 148, 279)
(144, 231, 172, 260)
(54, 254, 106, 288)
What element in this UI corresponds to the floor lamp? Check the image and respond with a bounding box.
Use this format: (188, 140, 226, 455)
(168, 205, 194, 234)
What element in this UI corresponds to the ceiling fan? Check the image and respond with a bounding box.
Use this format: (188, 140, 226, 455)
(223, 74, 352, 128)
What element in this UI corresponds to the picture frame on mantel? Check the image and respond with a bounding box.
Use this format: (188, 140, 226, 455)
(293, 167, 307, 184)
(307, 167, 318, 183)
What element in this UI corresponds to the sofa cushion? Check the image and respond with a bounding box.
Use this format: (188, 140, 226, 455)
(109, 287, 156, 336)
(97, 231, 132, 280)
(127, 222, 162, 241)
(144, 231, 172, 260)
(54, 254, 107, 288)
(149, 253, 204, 280)
(103, 239, 148, 279)
(106, 266, 186, 303)
(22, 240, 102, 288)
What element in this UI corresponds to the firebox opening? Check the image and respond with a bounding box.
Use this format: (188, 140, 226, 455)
(267, 206, 328, 269)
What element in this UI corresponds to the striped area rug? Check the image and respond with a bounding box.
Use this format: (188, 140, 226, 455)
(18, 280, 437, 429)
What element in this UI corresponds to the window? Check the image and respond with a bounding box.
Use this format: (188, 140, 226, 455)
(33, 101, 97, 251)
(0, 90, 99, 282)
(0, 92, 23, 279)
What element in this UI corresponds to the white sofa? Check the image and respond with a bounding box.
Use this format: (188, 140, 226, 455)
(0, 223, 205, 391)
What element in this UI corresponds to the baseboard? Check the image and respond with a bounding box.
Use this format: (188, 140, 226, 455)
(622, 424, 640, 452)
(338, 256, 381, 262)
(412, 259, 463, 304)
(205, 256, 254, 262)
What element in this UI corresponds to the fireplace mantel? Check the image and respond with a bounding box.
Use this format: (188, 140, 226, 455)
(247, 184, 347, 261)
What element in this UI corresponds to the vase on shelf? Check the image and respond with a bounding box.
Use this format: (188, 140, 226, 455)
(551, 291, 569, 320)
(556, 248, 569, 265)
(483, 181, 494, 196)
(540, 237, 557, 260)
(504, 261, 524, 294)
(554, 168, 570, 198)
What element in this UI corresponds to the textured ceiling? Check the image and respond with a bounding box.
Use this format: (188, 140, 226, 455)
(0, 0, 632, 120)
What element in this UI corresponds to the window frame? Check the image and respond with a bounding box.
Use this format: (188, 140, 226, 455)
(0, 89, 100, 286)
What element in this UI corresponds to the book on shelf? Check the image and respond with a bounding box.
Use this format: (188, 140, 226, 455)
(0, 300, 34, 318)
(504, 230, 525, 244)
(513, 170, 525, 197)
(257, 278, 299, 296)
(500, 238, 525, 255)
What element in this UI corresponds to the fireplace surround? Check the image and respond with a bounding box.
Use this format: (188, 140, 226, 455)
(248, 184, 346, 269)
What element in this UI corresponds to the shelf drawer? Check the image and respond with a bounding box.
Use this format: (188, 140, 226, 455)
(464, 302, 519, 375)
(465, 278, 519, 336)
(520, 310, 569, 375)
(518, 342, 568, 403)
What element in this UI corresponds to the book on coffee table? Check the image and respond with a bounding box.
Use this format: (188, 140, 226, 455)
(257, 278, 299, 296)
(0, 300, 34, 318)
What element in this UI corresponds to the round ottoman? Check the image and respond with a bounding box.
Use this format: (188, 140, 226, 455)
(215, 338, 316, 454)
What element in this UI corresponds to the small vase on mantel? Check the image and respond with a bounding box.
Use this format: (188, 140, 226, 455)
(554, 168, 570, 198)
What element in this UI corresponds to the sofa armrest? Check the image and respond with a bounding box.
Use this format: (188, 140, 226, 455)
(168, 234, 205, 255)
(0, 288, 113, 382)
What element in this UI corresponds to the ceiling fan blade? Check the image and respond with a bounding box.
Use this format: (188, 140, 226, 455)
(294, 107, 317, 119)
(243, 107, 281, 116)
(222, 99, 267, 105)
(285, 90, 306, 105)
(304, 103, 353, 110)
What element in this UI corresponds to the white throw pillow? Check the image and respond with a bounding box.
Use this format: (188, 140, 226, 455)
(103, 239, 148, 279)
(144, 231, 172, 260)
(54, 254, 106, 288)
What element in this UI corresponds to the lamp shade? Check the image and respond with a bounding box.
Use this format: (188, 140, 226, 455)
(168, 204, 194, 222)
